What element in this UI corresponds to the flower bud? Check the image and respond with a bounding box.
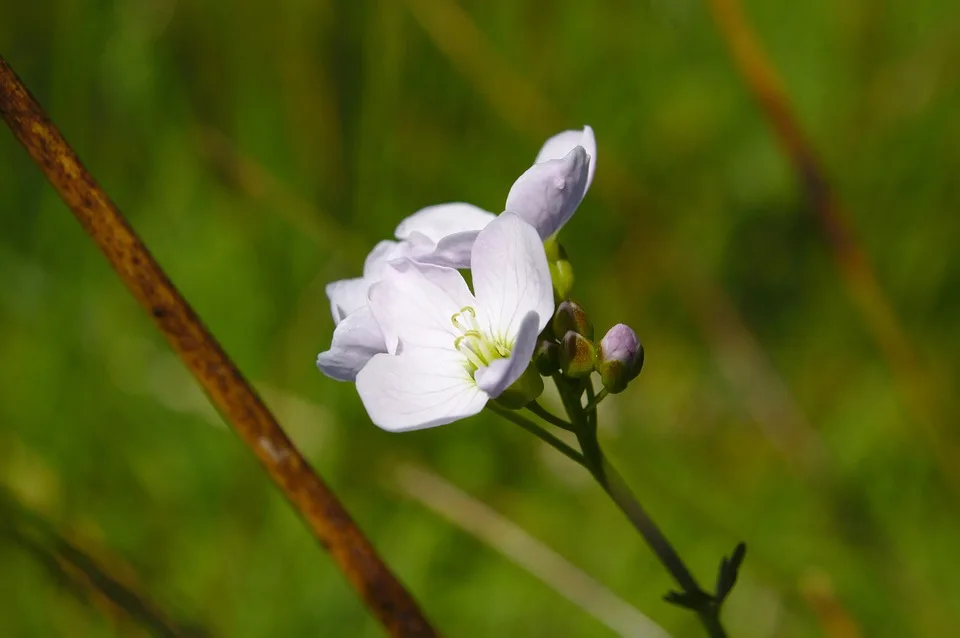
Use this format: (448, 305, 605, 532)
(550, 258, 575, 300)
(534, 340, 560, 376)
(559, 331, 595, 378)
(495, 361, 545, 409)
(552, 300, 593, 340)
(544, 236, 562, 261)
(597, 324, 644, 393)
(544, 239, 575, 300)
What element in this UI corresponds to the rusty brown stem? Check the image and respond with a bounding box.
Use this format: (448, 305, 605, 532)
(0, 55, 438, 637)
(705, 0, 953, 486)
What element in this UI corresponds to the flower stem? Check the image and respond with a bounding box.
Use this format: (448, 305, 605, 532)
(526, 401, 576, 431)
(550, 376, 727, 638)
(486, 403, 585, 466)
(593, 455, 699, 590)
(593, 453, 724, 636)
(583, 381, 598, 428)
(583, 387, 608, 417)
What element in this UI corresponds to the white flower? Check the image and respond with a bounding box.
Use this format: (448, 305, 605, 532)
(355, 213, 554, 431)
(390, 126, 596, 268)
(508, 124, 595, 239)
(394, 202, 497, 268)
(317, 238, 431, 381)
(533, 125, 597, 193)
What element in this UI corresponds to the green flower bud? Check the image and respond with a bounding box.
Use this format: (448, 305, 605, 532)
(543, 236, 562, 261)
(552, 300, 594, 340)
(544, 238, 575, 299)
(495, 361, 545, 409)
(550, 259, 575, 300)
(534, 340, 560, 376)
(559, 331, 595, 378)
(597, 324, 644, 393)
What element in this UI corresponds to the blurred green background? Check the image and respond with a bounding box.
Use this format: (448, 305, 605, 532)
(2, 0, 958, 636)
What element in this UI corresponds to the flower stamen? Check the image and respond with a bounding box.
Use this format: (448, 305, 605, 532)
(451, 306, 508, 373)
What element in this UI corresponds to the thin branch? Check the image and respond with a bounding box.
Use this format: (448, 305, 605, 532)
(526, 401, 576, 431)
(0, 56, 437, 638)
(592, 455, 724, 637)
(583, 380, 599, 429)
(551, 376, 728, 637)
(487, 403, 586, 466)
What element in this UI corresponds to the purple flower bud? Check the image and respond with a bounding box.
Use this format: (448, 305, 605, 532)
(597, 324, 644, 393)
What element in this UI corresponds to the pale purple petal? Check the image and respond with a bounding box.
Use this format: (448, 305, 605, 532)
(599, 323, 641, 364)
(316, 306, 386, 381)
(471, 213, 553, 339)
(474, 311, 540, 398)
(363, 236, 435, 278)
(368, 259, 476, 354)
(330, 238, 435, 325)
(363, 240, 400, 278)
(356, 348, 488, 431)
(395, 203, 496, 244)
(505, 145, 590, 239)
(326, 278, 371, 324)
(416, 230, 482, 269)
(535, 125, 596, 194)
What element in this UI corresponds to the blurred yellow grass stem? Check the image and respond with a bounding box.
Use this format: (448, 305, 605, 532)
(395, 463, 673, 638)
(705, 0, 955, 486)
(0, 55, 438, 638)
(2, 488, 201, 637)
(403, 0, 561, 138)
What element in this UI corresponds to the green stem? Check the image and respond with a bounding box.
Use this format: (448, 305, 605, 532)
(551, 374, 586, 426)
(594, 456, 699, 589)
(583, 386, 608, 417)
(550, 376, 726, 638)
(526, 401, 576, 431)
(486, 403, 586, 467)
(583, 380, 598, 428)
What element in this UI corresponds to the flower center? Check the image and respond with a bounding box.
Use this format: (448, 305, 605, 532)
(451, 306, 509, 372)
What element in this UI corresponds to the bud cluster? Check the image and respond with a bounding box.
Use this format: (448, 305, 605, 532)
(533, 299, 644, 394)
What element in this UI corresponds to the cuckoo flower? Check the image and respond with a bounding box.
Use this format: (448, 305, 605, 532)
(317, 237, 433, 381)
(392, 126, 596, 268)
(506, 125, 594, 239)
(355, 213, 554, 431)
(394, 202, 497, 269)
(533, 125, 597, 194)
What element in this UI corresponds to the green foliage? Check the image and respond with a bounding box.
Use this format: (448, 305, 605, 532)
(1, 0, 959, 636)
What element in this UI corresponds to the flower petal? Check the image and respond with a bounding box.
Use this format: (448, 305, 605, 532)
(356, 348, 488, 431)
(535, 125, 596, 194)
(471, 213, 554, 339)
(363, 240, 400, 278)
(474, 310, 540, 397)
(505, 145, 590, 239)
(420, 230, 482, 268)
(363, 236, 435, 278)
(316, 306, 386, 381)
(395, 203, 496, 244)
(369, 259, 476, 354)
(391, 204, 496, 269)
(326, 277, 371, 324)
